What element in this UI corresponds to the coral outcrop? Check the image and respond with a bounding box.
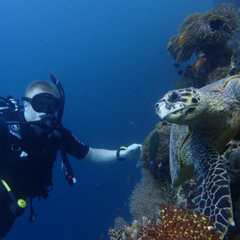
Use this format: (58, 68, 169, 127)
(168, 5, 239, 64)
(140, 122, 171, 179)
(168, 5, 239, 87)
(109, 204, 222, 240)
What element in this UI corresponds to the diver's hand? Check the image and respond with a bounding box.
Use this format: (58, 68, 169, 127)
(120, 143, 142, 160)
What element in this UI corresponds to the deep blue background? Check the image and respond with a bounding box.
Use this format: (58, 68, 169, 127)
(0, 1, 212, 239)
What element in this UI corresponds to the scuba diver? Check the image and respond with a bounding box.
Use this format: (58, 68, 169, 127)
(0, 73, 142, 238)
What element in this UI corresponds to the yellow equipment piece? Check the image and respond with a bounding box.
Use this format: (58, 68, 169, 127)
(1, 179, 27, 209)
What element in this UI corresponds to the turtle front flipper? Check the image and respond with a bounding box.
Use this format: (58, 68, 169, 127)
(181, 134, 235, 236)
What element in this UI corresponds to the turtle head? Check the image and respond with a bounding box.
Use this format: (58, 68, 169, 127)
(155, 88, 205, 124)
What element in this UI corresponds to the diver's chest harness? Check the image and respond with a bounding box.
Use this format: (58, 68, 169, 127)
(5, 120, 56, 191)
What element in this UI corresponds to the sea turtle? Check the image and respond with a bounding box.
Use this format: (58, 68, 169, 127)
(155, 75, 240, 236)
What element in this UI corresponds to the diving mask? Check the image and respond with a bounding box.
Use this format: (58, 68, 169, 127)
(22, 93, 60, 114)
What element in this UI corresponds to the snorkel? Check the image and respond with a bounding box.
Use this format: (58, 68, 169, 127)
(50, 72, 64, 125)
(49, 73, 76, 185)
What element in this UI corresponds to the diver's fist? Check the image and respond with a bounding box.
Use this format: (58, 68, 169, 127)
(120, 143, 142, 160)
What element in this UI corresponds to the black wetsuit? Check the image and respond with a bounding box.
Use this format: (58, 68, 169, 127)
(0, 112, 89, 238)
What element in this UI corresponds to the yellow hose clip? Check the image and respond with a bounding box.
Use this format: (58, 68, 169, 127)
(1, 179, 27, 209)
(17, 199, 27, 209)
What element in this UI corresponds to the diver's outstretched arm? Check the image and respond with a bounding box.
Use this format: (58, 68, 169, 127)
(83, 143, 142, 165)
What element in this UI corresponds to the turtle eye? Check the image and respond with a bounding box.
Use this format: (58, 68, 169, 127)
(168, 91, 180, 102)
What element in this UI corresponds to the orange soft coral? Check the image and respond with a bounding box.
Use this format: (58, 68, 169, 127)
(139, 204, 222, 240)
(109, 204, 222, 240)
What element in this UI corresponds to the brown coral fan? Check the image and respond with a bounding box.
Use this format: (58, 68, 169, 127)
(129, 168, 176, 221)
(139, 204, 222, 240)
(168, 5, 239, 63)
(137, 122, 197, 216)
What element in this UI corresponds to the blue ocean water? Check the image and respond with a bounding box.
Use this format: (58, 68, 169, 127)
(0, 1, 212, 239)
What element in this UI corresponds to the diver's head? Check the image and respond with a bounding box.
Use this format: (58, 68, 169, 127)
(23, 80, 60, 122)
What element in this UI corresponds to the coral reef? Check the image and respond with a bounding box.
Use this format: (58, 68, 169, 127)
(229, 46, 240, 76)
(108, 6, 240, 239)
(134, 121, 199, 220)
(168, 5, 239, 88)
(176, 45, 234, 88)
(127, 109, 240, 239)
(167, 31, 197, 63)
(109, 204, 222, 240)
(113, 217, 128, 232)
(140, 204, 222, 240)
(140, 121, 171, 179)
(109, 217, 150, 240)
(214, 0, 240, 10)
(168, 5, 239, 64)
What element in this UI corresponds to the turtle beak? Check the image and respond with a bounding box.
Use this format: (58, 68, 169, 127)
(155, 100, 186, 123)
(155, 101, 168, 120)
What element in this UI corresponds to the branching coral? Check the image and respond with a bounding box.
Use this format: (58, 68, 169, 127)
(168, 5, 239, 63)
(113, 217, 128, 231)
(109, 217, 149, 240)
